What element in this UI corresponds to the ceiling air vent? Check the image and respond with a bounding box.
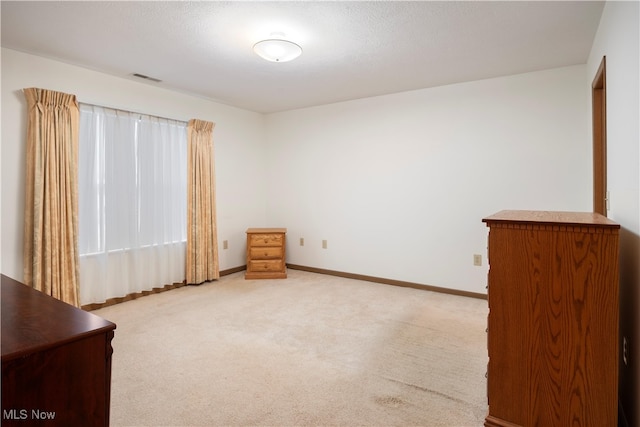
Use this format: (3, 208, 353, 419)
(131, 73, 162, 83)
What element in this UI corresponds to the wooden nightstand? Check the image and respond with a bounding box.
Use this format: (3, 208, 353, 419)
(245, 228, 287, 279)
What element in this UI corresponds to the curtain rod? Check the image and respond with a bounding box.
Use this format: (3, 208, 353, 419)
(78, 100, 189, 125)
(20, 88, 189, 125)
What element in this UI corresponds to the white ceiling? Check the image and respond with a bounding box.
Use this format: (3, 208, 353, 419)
(1, 1, 604, 114)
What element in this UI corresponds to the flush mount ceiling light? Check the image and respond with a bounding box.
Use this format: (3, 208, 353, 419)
(253, 34, 302, 63)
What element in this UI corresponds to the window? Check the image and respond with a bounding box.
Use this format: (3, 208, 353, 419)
(78, 104, 187, 304)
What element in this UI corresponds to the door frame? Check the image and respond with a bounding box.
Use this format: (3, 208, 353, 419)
(592, 56, 607, 215)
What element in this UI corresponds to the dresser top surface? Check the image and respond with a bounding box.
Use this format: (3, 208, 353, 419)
(1, 274, 116, 361)
(246, 228, 287, 234)
(482, 210, 620, 228)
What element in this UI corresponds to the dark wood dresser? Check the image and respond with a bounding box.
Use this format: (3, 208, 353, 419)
(1, 274, 116, 426)
(482, 210, 619, 427)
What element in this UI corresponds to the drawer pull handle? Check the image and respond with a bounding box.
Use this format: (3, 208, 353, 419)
(264, 239, 269, 243)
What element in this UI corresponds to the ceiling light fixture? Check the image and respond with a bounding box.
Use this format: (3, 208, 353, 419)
(253, 33, 302, 63)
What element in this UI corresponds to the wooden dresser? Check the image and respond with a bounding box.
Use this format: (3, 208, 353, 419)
(245, 228, 287, 279)
(1, 275, 116, 426)
(482, 210, 619, 427)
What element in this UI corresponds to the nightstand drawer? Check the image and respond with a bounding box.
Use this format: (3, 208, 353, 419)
(249, 234, 283, 247)
(250, 246, 283, 259)
(248, 259, 284, 273)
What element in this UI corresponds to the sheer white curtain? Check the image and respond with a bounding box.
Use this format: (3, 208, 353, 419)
(78, 104, 187, 305)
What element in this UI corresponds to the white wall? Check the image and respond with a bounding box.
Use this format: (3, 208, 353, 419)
(1, 48, 267, 280)
(1, 50, 595, 298)
(587, 2, 640, 426)
(265, 65, 591, 294)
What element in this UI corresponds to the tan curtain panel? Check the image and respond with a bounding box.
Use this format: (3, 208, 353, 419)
(186, 119, 219, 284)
(23, 88, 80, 307)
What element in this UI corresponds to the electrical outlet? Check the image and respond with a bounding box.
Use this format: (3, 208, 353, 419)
(473, 254, 482, 266)
(623, 336, 629, 366)
(322, 240, 327, 249)
(222, 240, 228, 250)
(300, 237, 304, 246)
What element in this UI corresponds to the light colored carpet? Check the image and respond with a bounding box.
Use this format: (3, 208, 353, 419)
(94, 269, 489, 426)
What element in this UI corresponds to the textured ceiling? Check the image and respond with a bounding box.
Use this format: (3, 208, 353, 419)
(1, 1, 604, 113)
